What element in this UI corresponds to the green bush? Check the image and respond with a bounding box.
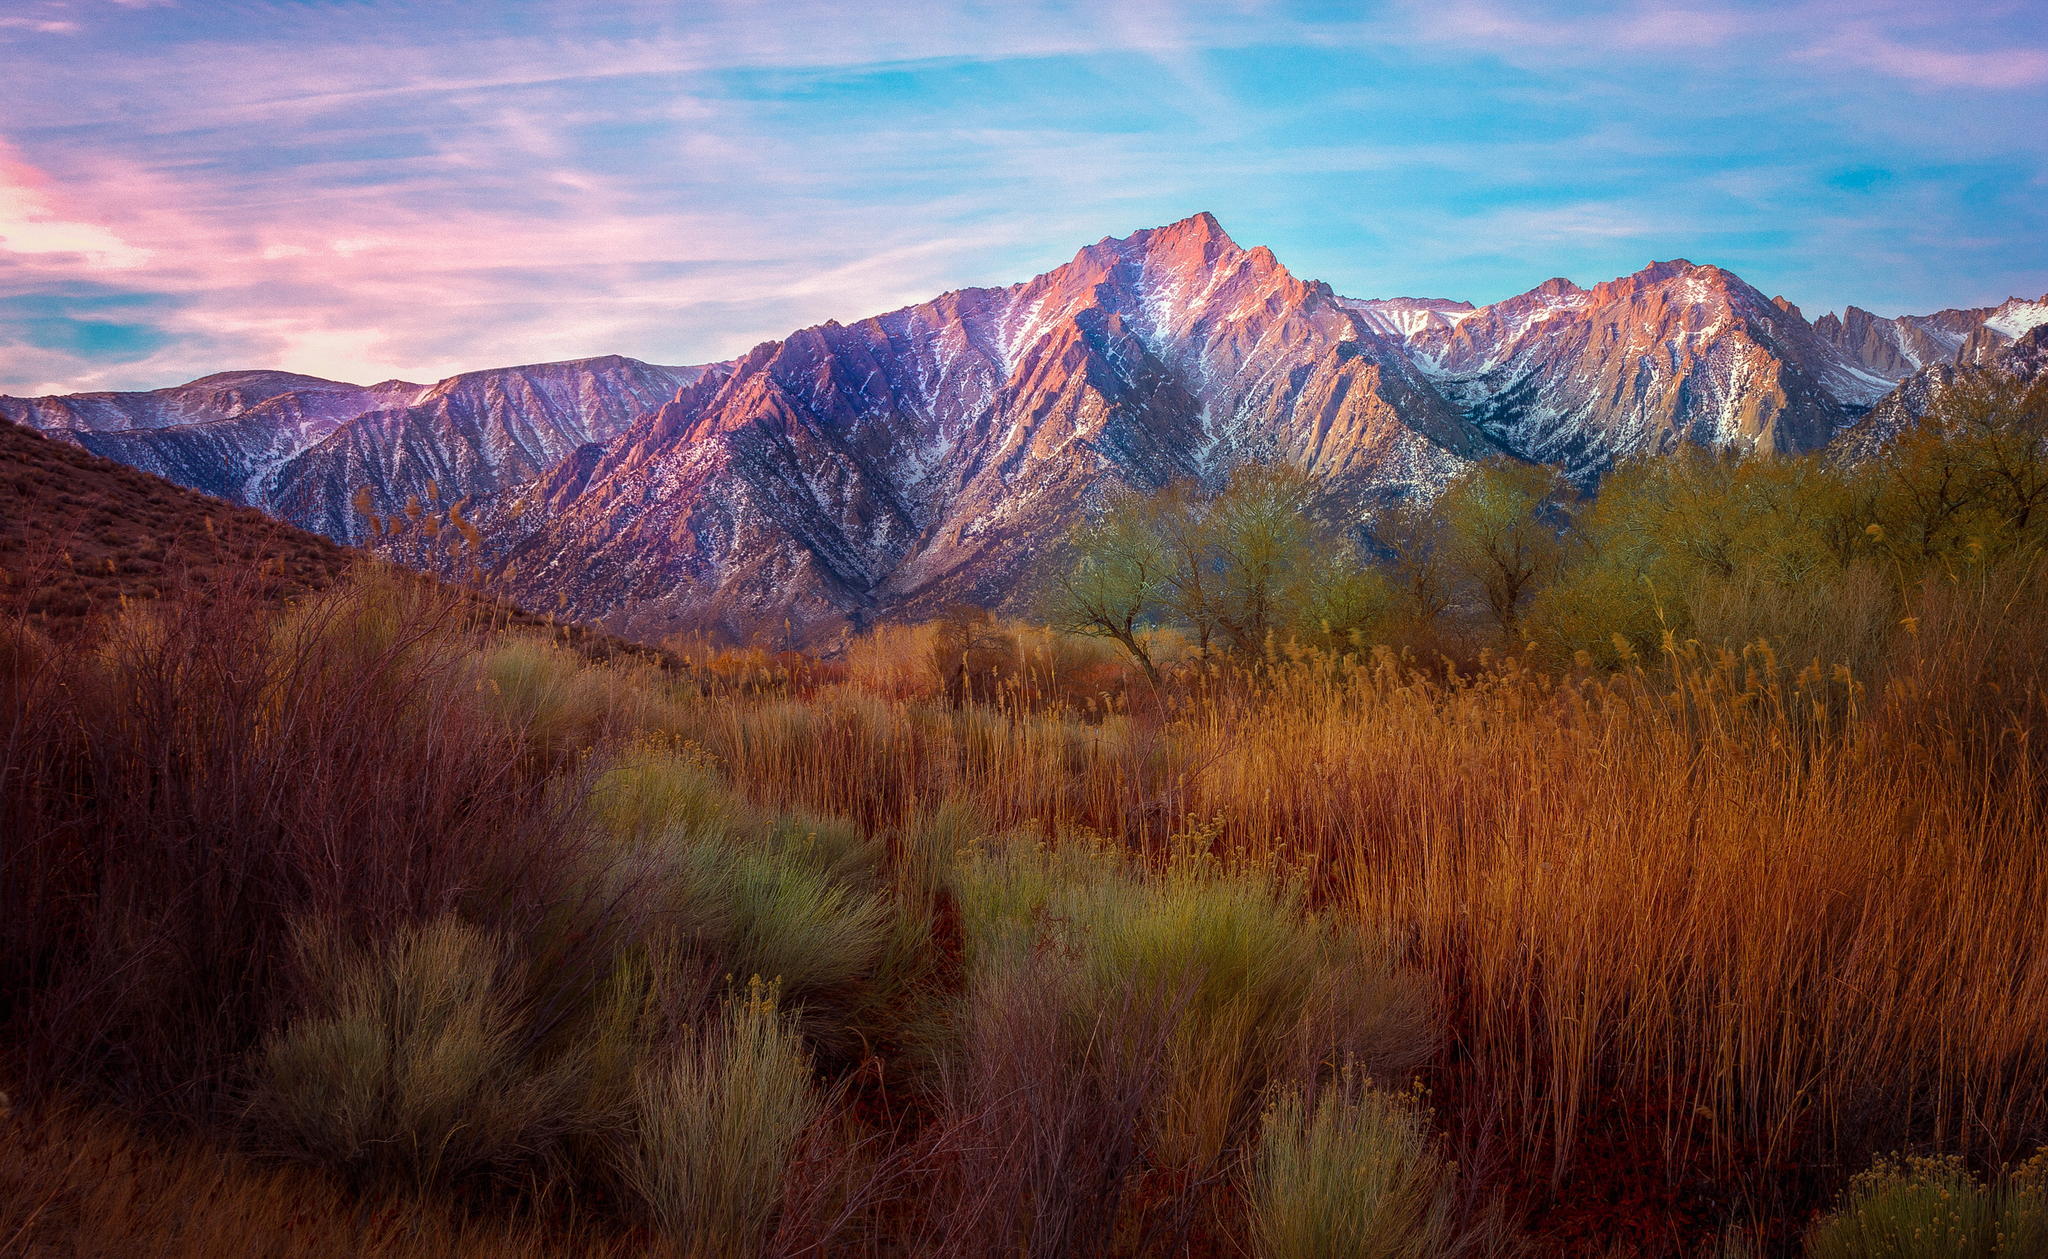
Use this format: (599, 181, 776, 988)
(248, 915, 564, 1186)
(1248, 1072, 1452, 1259)
(894, 797, 989, 905)
(480, 637, 620, 759)
(758, 811, 887, 895)
(583, 749, 897, 1051)
(620, 981, 821, 1259)
(588, 741, 736, 844)
(948, 835, 1434, 1169)
(1804, 1152, 2048, 1258)
(719, 839, 893, 1028)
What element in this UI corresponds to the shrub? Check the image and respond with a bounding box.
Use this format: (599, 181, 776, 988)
(1248, 1073, 1453, 1259)
(1076, 851, 1331, 1166)
(3, 569, 570, 1118)
(482, 636, 657, 761)
(758, 810, 888, 894)
(2001, 1153, 2048, 1258)
(948, 834, 1435, 1171)
(894, 797, 990, 905)
(1805, 1152, 2048, 1259)
(926, 605, 1021, 705)
(718, 838, 894, 1037)
(620, 981, 821, 1258)
(921, 947, 1170, 1258)
(248, 915, 564, 1186)
(581, 747, 896, 1051)
(588, 741, 737, 844)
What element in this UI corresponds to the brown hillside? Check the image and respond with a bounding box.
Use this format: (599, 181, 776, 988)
(0, 418, 353, 629)
(0, 418, 670, 667)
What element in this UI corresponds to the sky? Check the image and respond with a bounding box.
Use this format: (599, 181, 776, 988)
(1, 0, 2045, 396)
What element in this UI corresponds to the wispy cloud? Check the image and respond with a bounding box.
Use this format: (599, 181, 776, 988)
(1, 0, 2043, 394)
(1401, 0, 1752, 54)
(1809, 27, 2048, 90)
(0, 152, 151, 270)
(0, 17, 81, 34)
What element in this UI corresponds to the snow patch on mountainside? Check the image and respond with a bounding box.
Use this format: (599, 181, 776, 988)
(1987, 298, 2048, 339)
(1342, 297, 1478, 340)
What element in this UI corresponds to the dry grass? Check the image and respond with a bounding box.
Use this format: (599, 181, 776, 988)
(7, 484, 2048, 1254)
(0, 1104, 640, 1259)
(654, 560, 2048, 1247)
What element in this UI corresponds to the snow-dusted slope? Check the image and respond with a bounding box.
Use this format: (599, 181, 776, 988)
(1832, 323, 2048, 462)
(1812, 293, 2048, 380)
(0, 370, 387, 435)
(1340, 297, 1478, 340)
(1812, 305, 1985, 379)
(269, 356, 703, 542)
(3, 358, 702, 542)
(477, 213, 1491, 640)
(1358, 262, 1871, 477)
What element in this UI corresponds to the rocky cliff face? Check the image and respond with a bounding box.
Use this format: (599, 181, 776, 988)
(0, 370, 388, 435)
(6, 213, 2039, 644)
(3, 357, 700, 543)
(270, 356, 701, 542)
(1832, 323, 2048, 462)
(477, 213, 1493, 639)
(1366, 261, 1880, 479)
(1810, 295, 2048, 383)
(1811, 305, 1989, 379)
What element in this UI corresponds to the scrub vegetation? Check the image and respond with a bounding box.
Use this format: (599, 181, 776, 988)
(4, 375, 2046, 1256)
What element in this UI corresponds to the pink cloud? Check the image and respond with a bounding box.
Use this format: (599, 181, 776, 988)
(1403, 0, 1750, 54)
(0, 17, 81, 34)
(1812, 27, 2048, 90)
(0, 120, 1098, 395)
(0, 145, 152, 270)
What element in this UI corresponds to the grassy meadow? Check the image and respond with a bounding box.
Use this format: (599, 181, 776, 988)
(5, 377, 2048, 1257)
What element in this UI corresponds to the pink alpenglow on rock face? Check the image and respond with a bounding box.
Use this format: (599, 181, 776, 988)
(465, 214, 1488, 643)
(5, 214, 2043, 646)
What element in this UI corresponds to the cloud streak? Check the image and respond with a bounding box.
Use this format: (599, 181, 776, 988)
(1, 0, 2043, 395)
(1812, 27, 2048, 90)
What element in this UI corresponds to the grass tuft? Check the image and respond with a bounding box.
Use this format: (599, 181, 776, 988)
(1249, 1071, 1453, 1259)
(620, 980, 821, 1258)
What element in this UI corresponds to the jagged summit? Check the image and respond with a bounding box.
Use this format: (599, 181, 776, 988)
(469, 213, 1480, 640)
(1094, 210, 1238, 253)
(1365, 257, 1874, 471)
(9, 216, 2040, 645)
(1985, 294, 2048, 339)
(1810, 292, 2048, 379)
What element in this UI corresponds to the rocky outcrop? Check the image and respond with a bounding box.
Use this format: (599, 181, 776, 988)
(270, 356, 701, 542)
(1833, 324, 2048, 462)
(4, 357, 701, 542)
(1812, 294, 2048, 381)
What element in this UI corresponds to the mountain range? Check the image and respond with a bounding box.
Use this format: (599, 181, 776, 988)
(7, 212, 2046, 644)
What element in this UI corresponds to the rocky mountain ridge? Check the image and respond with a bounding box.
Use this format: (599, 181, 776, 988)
(475, 212, 1491, 637)
(6, 213, 2042, 643)
(3, 357, 701, 543)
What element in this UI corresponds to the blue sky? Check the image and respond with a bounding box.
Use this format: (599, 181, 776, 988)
(1, 0, 2044, 394)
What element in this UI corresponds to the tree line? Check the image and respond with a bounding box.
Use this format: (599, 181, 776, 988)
(1049, 373, 2048, 676)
